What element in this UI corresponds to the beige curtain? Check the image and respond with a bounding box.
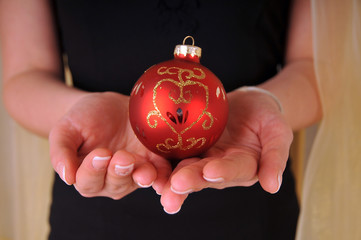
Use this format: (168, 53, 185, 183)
(297, 0, 361, 239)
(0, 52, 53, 239)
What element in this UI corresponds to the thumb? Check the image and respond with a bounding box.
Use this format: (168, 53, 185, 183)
(49, 121, 83, 185)
(258, 149, 287, 194)
(257, 118, 293, 194)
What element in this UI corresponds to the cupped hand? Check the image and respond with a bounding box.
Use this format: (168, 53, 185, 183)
(160, 89, 293, 214)
(49, 92, 172, 199)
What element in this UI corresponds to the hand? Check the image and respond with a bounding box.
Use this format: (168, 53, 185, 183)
(49, 92, 172, 199)
(160, 89, 293, 214)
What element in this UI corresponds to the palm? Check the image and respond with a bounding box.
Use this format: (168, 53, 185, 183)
(49, 92, 171, 196)
(160, 90, 293, 214)
(66, 92, 147, 157)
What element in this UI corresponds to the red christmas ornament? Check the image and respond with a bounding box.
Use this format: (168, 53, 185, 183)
(129, 36, 228, 160)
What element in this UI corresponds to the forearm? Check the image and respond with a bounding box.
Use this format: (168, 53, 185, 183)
(0, 0, 88, 137)
(2, 70, 88, 137)
(258, 60, 322, 131)
(255, 0, 322, 131)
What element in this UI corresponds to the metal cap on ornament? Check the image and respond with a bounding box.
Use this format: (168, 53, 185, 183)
(173, 36, 202, 63)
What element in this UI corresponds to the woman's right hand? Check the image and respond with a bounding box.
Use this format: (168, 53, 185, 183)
(49, 91, 172, 199)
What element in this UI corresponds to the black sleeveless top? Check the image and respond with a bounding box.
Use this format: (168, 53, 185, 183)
(49, 1, 298, 239)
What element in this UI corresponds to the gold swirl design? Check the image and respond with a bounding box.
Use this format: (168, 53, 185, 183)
(146, 110, 161, 128)
(202, 112, 214, 130)
(147, 66, 214, 154)
(157, 66, 206, 80)
(157, 137, 207, 153)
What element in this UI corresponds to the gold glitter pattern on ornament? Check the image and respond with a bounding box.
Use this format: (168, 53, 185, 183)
(146, 66, 214, 153)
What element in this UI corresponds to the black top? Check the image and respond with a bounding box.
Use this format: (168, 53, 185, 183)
(49, 1, 298, 239)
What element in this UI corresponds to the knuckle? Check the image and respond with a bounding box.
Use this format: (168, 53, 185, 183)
(78, 192, 95, 198)
(105, 182, 134, 196)
(74, 183, 101, 195)
(107, 184, 127, 193)
(110, 195, 125, 200)
(74, 186, 96, 198)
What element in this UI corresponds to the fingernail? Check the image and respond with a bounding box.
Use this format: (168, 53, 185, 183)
(115, 163, 134, 176)
(203, 175, 224, 183)
(92, 156, 111, 170)
(137, 181, 154, 188)
(276, 171, 283, 193)
(170, 186, 193, 195)
(164, 206, 181, 215)
(57, 162, 70, 185)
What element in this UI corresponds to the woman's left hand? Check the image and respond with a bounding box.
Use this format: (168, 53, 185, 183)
(159, 89, 293, 214)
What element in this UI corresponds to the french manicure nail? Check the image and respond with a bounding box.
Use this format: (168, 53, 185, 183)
(57, 162, 70, 185)
(92, 156, 111, 170)
(115, 163, 134, 176)
(137, 181, 154, 188)
(170, 186, 193, 195)
(203, 175, 225, 183)
(163, 206, 181, 215)
(276, 171, 283, 193)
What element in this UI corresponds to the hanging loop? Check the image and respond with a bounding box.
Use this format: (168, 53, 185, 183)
(183, 36, 195, 46)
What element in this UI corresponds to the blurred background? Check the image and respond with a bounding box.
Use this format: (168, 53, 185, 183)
(0, 48, 53, 240)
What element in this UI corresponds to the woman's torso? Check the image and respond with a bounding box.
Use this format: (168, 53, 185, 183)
(49, 1, 298, 239)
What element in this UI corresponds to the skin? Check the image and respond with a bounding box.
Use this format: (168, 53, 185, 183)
(0, 0, 321, 214)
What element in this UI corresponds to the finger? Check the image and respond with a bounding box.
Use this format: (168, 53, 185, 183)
(160, 180, 188, 215)
(104, 150, 136, 199)
(49, 121, 83, 185)
(202, 151, 258, 186)
(149, 157, 172, 195)
(132, 156, 157, 189)
(170, 158, 208, 194)
(258, 147, 290, 194)
(160, 158, 207, 214)
(258, 129, 293, 193)
(74, 148, 112, 196)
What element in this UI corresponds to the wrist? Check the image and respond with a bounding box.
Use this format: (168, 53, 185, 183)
(236, 86, 284, 114)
